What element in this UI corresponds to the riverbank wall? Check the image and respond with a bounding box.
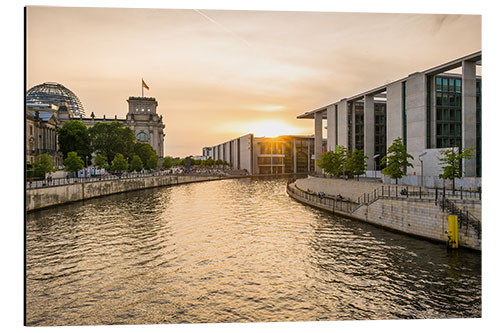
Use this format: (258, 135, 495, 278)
(26, 175, 222, 211)
(288, 177, 481, 251)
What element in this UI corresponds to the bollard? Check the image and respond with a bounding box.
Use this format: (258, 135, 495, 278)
(447, 215, 459, 249)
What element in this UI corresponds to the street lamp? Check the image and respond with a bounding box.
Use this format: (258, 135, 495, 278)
(419, 152, 427, 187)
(373, 154, 380, 178)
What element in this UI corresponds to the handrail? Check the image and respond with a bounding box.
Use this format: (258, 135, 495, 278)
(440, 196, 481, 238)
(286, 181, 358, 213)
(26, 169, 231, 190)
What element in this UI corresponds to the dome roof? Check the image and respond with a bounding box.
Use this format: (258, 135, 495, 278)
(26, 82, 85, 116)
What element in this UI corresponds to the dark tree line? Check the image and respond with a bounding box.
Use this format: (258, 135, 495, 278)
(56, 120, 158, 172)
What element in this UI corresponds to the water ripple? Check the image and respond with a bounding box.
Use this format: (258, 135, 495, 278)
(26, 177, 481, 326)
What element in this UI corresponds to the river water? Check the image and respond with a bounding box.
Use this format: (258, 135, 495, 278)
(26, 177, 481, 326)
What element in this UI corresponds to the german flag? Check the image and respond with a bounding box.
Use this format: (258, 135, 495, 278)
(142, 79, 150, 90)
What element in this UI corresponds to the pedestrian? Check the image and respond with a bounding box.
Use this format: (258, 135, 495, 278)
(29, 177, 32, 187)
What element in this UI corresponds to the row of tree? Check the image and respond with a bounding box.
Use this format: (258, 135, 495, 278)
(318, 137, 475, 189)
(318, 146, 368, 180)
(56, 120, 159, 173)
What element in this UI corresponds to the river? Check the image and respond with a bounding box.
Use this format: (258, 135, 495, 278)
(26, 177, 481, 325)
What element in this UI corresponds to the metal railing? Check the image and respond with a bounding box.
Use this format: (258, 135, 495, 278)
(286, 180, 358, 213)
(354, 184, 481, 208)
(440, 197, 481, 238)
(26, 170, 224, 190)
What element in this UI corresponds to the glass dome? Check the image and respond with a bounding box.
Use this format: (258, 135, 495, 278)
(26, 82, 85, 117)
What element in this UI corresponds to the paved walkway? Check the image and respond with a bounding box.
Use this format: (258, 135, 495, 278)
(295, 177, 381, 202)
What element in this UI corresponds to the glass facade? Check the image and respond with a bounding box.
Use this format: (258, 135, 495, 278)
(348, 102, 364, 152)
(355, 102, 364, 151)
(436, 76, 462, 148)
(433, 75, 481, 176)
(374, 103, 387, 170)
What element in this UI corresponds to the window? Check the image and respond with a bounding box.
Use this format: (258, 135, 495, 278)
(137, 132, 148, 142)
(436, 77, 442, 91)
(30, 125, 33, 135)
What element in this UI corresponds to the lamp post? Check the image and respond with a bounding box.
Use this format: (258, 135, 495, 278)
(419, 152, 427, 187)
(373, 154, 380, 178)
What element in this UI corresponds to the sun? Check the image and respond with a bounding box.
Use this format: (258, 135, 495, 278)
(251, 120, 303, 137)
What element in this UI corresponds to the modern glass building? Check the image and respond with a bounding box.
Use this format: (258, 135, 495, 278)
(207, 134, 326, 175)
(297, 51, 481, 178)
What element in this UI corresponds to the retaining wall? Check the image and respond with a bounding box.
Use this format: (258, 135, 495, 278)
(287, 183, 481, 251)
(26, 175, 220, 211)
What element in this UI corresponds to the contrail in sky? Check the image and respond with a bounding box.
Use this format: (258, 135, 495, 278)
(193, 9, 253, 48)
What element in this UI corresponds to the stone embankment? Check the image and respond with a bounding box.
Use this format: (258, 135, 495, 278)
(289, 177, 481, 251)
(26, 174, 223, 211)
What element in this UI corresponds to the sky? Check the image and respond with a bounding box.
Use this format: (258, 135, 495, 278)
(26, 6, 481, 157)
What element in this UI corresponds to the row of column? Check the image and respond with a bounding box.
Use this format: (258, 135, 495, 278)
(312, 60, 477, 176)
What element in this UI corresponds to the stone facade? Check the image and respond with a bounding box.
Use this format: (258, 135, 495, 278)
(26, 104, 64, 166)
(76, 97, 165, 158)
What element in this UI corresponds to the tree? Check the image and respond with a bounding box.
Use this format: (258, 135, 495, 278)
(89, 122, 135, 164)
(381, 137, 414, 184)
(318, 146, 347, 177)
(111, 153, 128, 172)
(57, 120, 91, 162)
(206, 158, 216, 167)
(162, 156, 173, 169)
(63, 151, 84, 173)
(133, 142, 157, 167)
(348, 149, 368, 180)
(34, 153, 53, 178)
(129, 155, 143, 172)
(146, 153, 159, 170)
(94, 153, 107, 168)
(439, 146, 475, 191)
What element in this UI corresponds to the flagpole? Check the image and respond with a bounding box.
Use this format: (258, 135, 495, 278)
(142, 78, 144, 98)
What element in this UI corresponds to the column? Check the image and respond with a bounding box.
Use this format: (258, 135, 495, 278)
(386, 81, 403, 147)
(351, 101, 356, 152)
(153, 128, 158, 156)
(293, 139, 297, 174)
(314, 111, 323, 173)
(282, 142, 285, 174)
(307, 140, 311, 172)
(406, 72, 427, 175)
(363, 95, 375, 170)
(429, 75, 437, 148)
(326, 105, 336, 151)
(337, 99, 348, 148)
(462, 60, 477, 177)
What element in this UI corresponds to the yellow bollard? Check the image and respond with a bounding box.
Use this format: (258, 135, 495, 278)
(447, 215, 459, 249)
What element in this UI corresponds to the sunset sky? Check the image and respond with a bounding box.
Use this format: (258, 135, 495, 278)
(26, 6, 481, 157)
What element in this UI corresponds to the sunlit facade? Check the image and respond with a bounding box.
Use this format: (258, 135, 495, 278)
(205, 134, 326, 175)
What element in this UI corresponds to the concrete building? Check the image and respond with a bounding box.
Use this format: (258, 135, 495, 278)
(205, 134, 326, 175)
(297, 51, 482, 177)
